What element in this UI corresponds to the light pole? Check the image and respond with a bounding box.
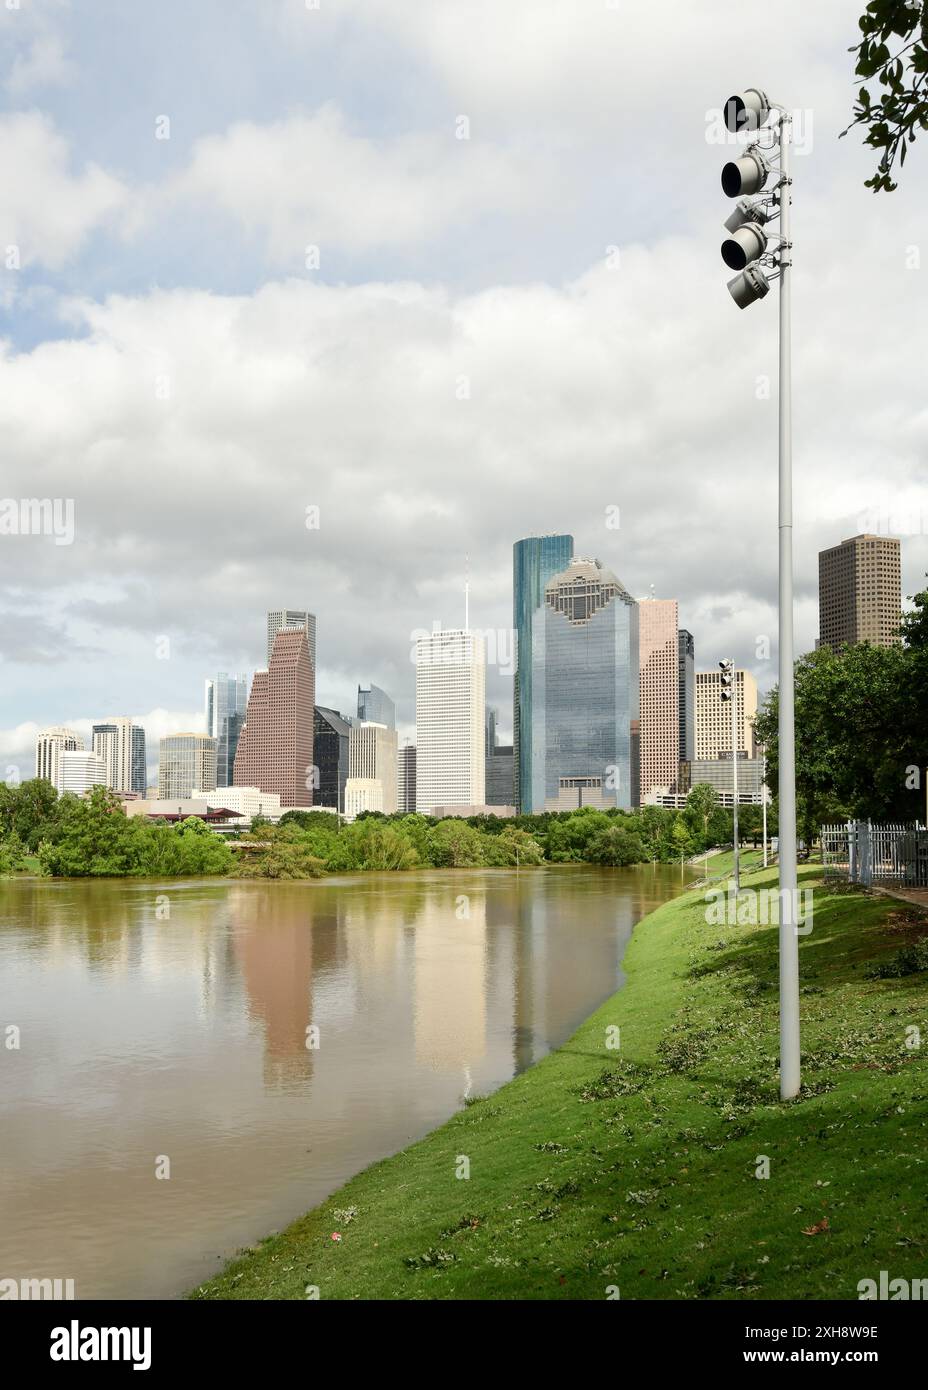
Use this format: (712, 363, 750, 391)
(758, 740, 769, 868)
(719, 658, 740, 892)
(719, 87, 800, 1101)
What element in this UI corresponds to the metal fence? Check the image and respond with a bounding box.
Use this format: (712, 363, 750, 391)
(821, 821, 928, 889)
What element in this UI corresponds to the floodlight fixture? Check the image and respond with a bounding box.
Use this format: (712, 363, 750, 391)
(721, 220, 767, 270)
(724, 198, 769, 234)
(721, 150, 770, 198)
(727, 263, 771, 310)
(724, 88, 771, 133)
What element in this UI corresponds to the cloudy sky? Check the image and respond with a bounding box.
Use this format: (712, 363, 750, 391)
(1, 0, 926, 780)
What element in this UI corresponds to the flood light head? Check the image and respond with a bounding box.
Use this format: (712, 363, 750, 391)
(721, 151, 770, 198)
(727, 263, 771, 309)
(724, 198, 768, 234)
(724, 88, 771, 133)
(721, 220, 767, 270)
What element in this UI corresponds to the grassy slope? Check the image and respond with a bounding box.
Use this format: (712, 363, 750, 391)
(192, 867, 928, 1301)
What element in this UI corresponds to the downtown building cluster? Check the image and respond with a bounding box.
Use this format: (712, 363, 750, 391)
(32, 529, 903, 825)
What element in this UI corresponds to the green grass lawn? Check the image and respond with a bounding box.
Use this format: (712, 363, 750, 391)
(192, 868, 928, 1301)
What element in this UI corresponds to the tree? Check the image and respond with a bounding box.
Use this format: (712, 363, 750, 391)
(0, 777, 60, 850)
(482, 826, 545, 866)
(427, 819, 486, 868)
(232, 831, 326, 879)
(585, 825, 647, 867)
(754, 588, 928, 832)
(843, 1, 928, 191)
(683, 783, 721, 847)
(0, 832, 25, 875)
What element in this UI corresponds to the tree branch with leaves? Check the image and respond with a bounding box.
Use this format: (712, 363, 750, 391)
(843, 0, 928, 190)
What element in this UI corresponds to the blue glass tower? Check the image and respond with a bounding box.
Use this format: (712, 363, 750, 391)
(530, 558, 639, 813)
(205, 673, 249, 787)
(513, 533, 574, 812)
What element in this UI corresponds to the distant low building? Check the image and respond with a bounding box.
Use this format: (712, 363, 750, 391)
(345, 777, 384, 819)
(191, 786, 283, 822)
(429, 804, 516, 820)
(57, 751, 107, 796)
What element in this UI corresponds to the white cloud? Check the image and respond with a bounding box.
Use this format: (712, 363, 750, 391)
(5, 32, 74, 96)
(156, 103, 549, 265)
(0, 112, 128, 269)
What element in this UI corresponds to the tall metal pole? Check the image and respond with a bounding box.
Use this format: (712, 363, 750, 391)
(731, 674, 740, 891)
(761, 745, 768, 868)
(777, 113, 801, 1100)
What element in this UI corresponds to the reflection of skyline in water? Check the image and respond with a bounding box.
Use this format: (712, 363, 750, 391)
(0, 864, 695, 1299)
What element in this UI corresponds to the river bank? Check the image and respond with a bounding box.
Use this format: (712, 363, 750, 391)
(191, 864, 928, 1301)
(1, 864, 690, 1298)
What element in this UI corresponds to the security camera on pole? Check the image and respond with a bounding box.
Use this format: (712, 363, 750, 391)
(717, 85, 800, 1101)
(719, 659, 740, 893)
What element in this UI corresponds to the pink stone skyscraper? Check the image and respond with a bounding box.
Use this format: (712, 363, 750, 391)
(638, 598, 680, 801)
(233, 627, 314, 807)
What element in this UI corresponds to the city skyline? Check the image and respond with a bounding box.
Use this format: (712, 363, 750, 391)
(3, 7, 926, 786)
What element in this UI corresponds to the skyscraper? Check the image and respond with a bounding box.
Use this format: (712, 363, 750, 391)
(638, 599, 679, 801)
(695, 669, 757, 760)
(415, 629, 486, 813)
(357, 683, 395, 729)
(397, 743, 417, 813)
(35, 727, 84, 786)
(234, 628, 315, 807)
(158, 733, 217, 799)
(205, 674, 249, 786)
(678, 629, 695, 765)
(529, 558, 639, 812)
(347, 721, 398, 813)
(266, 610, 317, 669)
(314, 706, 351, 812)
(92, 717, 147, 794)
(513, 533, 574, 811)
(818, 533, 902, 649)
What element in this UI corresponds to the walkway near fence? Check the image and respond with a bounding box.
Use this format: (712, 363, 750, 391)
(822, 821, 928, 889)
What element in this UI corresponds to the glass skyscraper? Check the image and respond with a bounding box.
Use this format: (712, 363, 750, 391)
(205, 674, 249, 787)
(314, 706, 351, 812)
(357, 683, 395, 729)
(529, 557, 639, 813)
(513, 533, 574, 812)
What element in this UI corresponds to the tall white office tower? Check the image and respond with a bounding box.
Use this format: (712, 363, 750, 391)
(35, 727, 84, 786)
(414, 629, 486, 814)
(92, 717, 147, 794)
